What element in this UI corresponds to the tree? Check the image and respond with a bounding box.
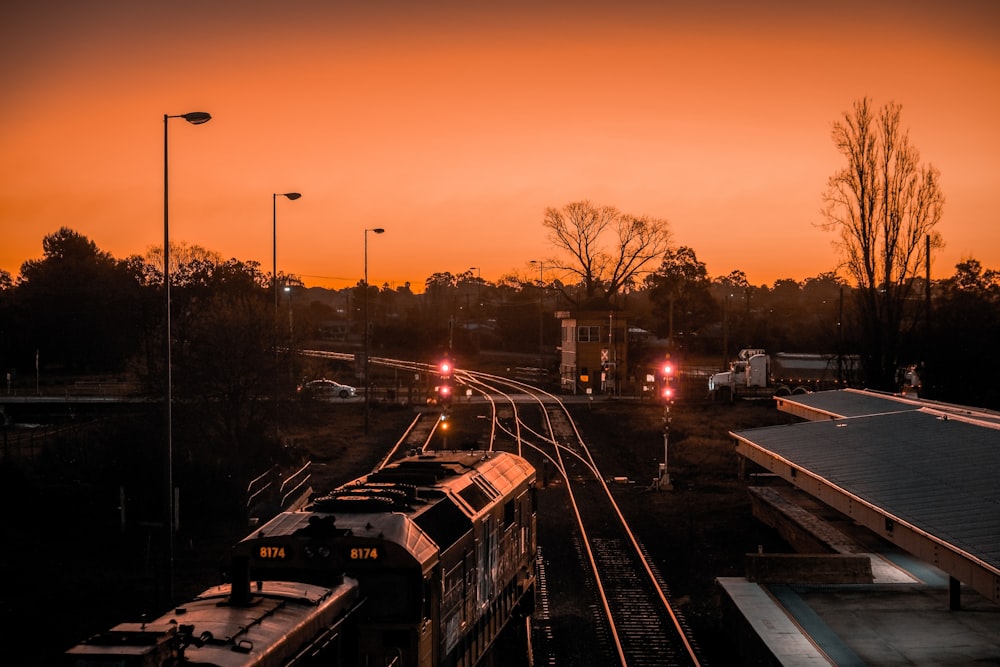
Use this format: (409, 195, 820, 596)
(15, 228, 143, 372)
(927, 259, 1000, 408)
(645, 246, 715, 346)
(168, 257, 273, 457)
(800, 272, 852, 352)
(140, 241, 224, 287)
(945, 258, 1000, 293)
(543, 201, 671, 305)
(716, 270, 751, 291)
(821, 98, 944, 389)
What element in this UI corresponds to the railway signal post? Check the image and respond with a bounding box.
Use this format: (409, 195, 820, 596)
(659, 357, 675, 490)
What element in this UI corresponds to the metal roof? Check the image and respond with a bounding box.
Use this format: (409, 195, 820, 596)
(775, 387, 1000, 423)
(732, 405, 1000, 603)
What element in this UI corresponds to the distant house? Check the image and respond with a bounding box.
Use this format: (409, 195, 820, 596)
(558, 310, 628, 395)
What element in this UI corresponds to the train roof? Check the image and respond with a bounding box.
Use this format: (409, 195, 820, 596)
(328, 449, 534, 519)
(65, 579, 359, 667)
(242, 450, 535, 562)
(248, 510, 441, 572)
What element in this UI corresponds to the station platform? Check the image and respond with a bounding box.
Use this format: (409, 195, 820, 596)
(718, 552, 1000, 665)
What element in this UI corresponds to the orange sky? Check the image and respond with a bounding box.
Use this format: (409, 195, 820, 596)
(2, 1, 998, 291)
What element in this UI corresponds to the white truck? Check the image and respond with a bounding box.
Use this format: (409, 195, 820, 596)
(708, 348, 860, 399)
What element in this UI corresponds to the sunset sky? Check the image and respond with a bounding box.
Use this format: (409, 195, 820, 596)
(2, 1, 998, 291)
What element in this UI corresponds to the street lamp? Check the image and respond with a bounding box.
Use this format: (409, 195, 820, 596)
(272, 192, 301, 441)
(272, 192, 302, 337)
(364, 227, 385, 435)
(284, 285, 294, 387)
(163, 110, 210, 603)
(530, 260, 544, 369)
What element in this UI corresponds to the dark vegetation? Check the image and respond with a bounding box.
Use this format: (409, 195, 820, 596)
(2, 228, 1000, 412)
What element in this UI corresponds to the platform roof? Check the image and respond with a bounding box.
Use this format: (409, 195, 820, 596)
(732, 400, 1000, 604)
(774, 387, 1000, 423)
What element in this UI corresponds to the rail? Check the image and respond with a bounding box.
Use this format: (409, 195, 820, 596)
(463, 369, 703, 666)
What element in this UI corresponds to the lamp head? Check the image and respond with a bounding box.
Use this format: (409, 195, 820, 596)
(371, 228, 385, 234)
(181, 112, 212, 125)
(281, 192, 302, 200)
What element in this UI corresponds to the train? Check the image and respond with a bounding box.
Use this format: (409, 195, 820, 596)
(65, 578, 362, 666)
(65, 449, 537, 667)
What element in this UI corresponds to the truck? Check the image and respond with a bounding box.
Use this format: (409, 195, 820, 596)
(708, 348, 861, 400)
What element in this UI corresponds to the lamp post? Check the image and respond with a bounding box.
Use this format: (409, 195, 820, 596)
(285, 285, 294, 387)
(530, 260, 544, 369)
(163, 110, 210, 603)
(272, 192, 301, 442)
(363, 228, 384, 435)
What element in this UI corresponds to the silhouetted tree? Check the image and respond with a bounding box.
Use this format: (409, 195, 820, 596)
(925, 259, 1000, 408)
(800, 272, 852, 352)
(167, 257, 273, 458)
(645, 246, 715, 347)
(711, 270, 758, 359)
(15, 228, 143, 373)
(821, 98, 944, 389)
(543, 200, 671, 304)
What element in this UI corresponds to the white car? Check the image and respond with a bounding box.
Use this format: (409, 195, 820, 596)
(299, 378, 357, 399)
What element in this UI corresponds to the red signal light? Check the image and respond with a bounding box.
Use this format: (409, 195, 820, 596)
(440, 361, 452, 375)
(663, 363, 673, 376)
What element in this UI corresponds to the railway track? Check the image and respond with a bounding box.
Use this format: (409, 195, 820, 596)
(459, 370, 704, 667)
(304, 352, 705, 665)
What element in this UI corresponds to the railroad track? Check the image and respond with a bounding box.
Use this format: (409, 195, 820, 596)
(301, 353, 705, 665)
(463, 370, 704, 667)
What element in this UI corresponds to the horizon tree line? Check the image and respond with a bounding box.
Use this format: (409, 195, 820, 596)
(1, 98, 996, 408)
(1, 224, 997, 409)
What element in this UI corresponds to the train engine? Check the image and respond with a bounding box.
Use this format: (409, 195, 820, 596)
(65, 577, 361, 666)
(234, 450, 537, 667)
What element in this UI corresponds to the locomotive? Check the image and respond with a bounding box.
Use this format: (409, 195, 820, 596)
(65, 449, 537, 666)
(65, 578, 362, 666)
(237, 449, 537, 666)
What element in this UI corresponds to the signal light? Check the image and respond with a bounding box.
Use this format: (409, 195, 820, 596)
(440, 361, 452, 376)
(662, 363, 673, 376)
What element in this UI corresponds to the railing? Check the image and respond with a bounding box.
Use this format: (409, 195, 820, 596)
(279, 462, 312, 509)
(246, 464, 278, 512)
(246, 461, 313, 523)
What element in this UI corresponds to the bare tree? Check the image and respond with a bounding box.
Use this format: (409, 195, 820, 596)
(821, 98, 944, 389)
(543, 200, 671, 304)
